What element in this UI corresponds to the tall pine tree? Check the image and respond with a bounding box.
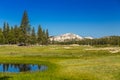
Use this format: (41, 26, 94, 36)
(37, 25, 43, 45)
(14, 25, 20, 44)
(30, 27, 36, 44)
(0, 28, 5, 44)
(46, 29, 49, 45)
(8, 27, 15, 44)
(20, 10, 30, 44)
(3, 22, 9, 44)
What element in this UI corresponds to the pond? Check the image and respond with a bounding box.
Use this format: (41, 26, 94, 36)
(0, 63, 48, 73)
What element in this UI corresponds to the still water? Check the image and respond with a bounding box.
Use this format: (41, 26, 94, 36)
(0, 63, 47, 73)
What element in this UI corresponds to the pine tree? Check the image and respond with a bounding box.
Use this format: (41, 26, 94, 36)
(14, 25, 20, 44)
(30, 27, 36, 44)
(37, 25, 43, 45)
(3, 22, 9, 44)
(3, 22, 6, 39)
(20, 10, 30, 44)
(0, 28, 5, 44)
(8, 27, 15, 44)
(42, 29, 46, 45)
(46, 29, 49, 45)
(41, 29, 49, 45)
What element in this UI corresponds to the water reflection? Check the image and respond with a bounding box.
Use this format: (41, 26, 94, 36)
(0, 63, 47, 72)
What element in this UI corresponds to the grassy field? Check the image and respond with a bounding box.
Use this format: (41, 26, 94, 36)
(0, 45, 120, 80)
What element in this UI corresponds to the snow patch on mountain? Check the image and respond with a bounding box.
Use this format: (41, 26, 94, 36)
(50, 33, 83, 42)
(84, 36, 93, 39)
(50, 33, 93, 42)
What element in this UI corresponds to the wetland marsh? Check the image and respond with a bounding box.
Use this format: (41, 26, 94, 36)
(0, 45, 119, 80)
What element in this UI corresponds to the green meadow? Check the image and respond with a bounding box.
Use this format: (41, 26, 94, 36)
(0, 45, 120, 80)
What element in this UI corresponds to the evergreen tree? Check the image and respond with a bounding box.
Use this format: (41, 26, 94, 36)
(3, 22, 9, 44)
(3, 22, 6, 39)
(0, 28, 5, 44)
(42, 29, 49, 45)
(46, 29, 49, 45)
(37, 25, 43, 45)
(30, 27, 36, 44)
(42, 29, 46, 45)
(14, 25, 20, 44)
(20, 10, 30, 44)
(8, 27, 15, 44)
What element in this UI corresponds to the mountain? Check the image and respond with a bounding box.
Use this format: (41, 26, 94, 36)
(84, 36, 93, 39)
(50, 33, 93, 42)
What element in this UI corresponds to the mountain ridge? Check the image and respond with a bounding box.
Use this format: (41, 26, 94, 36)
(50, 33, 93, 42)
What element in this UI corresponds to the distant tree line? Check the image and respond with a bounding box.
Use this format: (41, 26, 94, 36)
(78, 36, 120, 46)
(0, 11, 49, 45)
(52, 36, 120, 46)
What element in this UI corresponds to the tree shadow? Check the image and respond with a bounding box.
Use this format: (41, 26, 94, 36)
(0, 76, 12, 80)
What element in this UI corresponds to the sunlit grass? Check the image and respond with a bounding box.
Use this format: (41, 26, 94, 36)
(0, 45, 119, 80)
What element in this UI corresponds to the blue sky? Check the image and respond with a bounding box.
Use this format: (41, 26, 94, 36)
(0, 0, 120, 38)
